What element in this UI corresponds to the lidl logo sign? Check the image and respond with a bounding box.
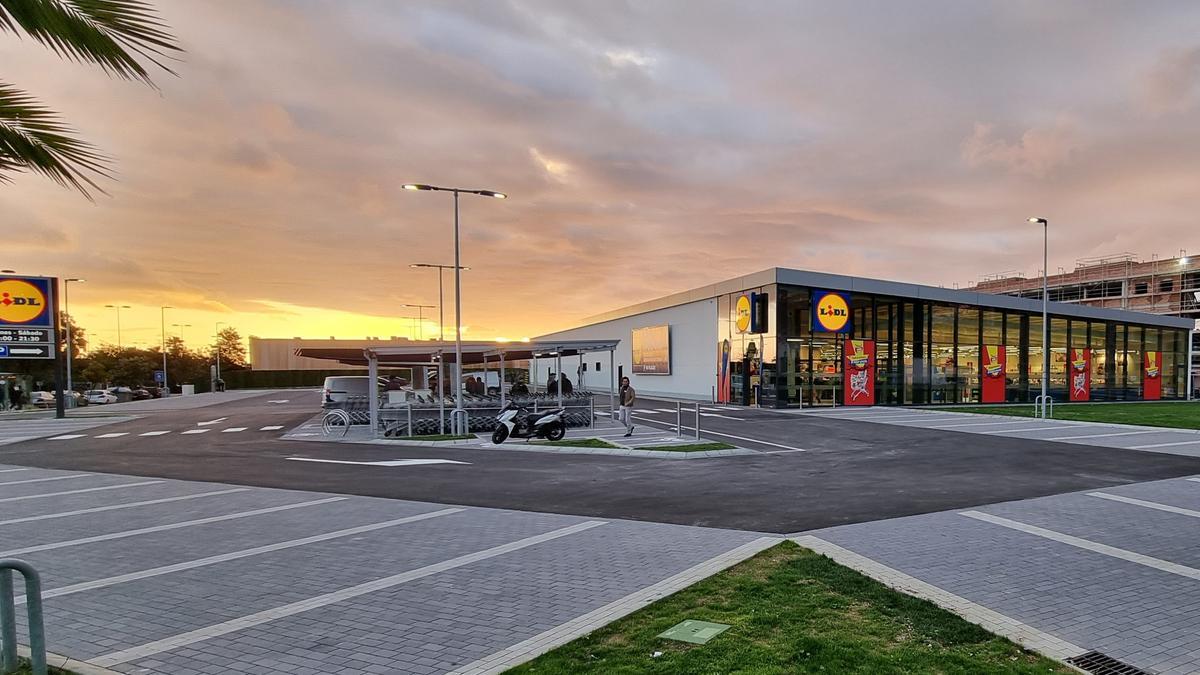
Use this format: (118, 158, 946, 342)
(735, 294, 752, 333)
(0, 278, 50, 326)
(812, 290, 851, 333)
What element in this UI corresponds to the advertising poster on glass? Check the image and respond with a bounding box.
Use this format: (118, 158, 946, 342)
(981, 345, 1006, 403)
(632, 324, 671, 375)
(1143, 351, 1161, 400)
(717, 339, 731, 403)
(1069, 348, 1091, 402)
(843, 339, 875, 406)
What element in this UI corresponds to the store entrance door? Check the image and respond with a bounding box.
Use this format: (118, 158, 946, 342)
(809, 335, 842, 407)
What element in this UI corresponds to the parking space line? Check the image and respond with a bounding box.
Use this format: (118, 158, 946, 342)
(222, 427, 248, 433)
(1089, 492, 1200, 519)
(925, 420, 1059, 429)
(0, 488, 249, 526)
(94, 432, 129, 439)
(48, 434, 86, 440)
(260, 426, 284, 431)
(0, 481, 162, 503)
(0, 468, 30, 473)
(92, 520, 606, 667)
(0, 497, 345, 557)
(979, 426, 1066, 434)
(634, 416, 806, 452)
(793, 535, 1086, 661)
(23, 507, 465, 605)
(0, 474, 90, 487)
(1131, 439, 1200, 449)
(961, 510, 1200, 582)
(139, 431, 171, 437)
(450, 536, 781, 674)
(181, 429, 210, 435)
(1044, 430, 1159, 441)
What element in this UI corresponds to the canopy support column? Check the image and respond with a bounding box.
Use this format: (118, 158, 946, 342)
(436, 352, 445, 435)
(367, 350, 379, 438)
(556, 352, 563, 409)
(499, 352, 507, 409)
(609, 348, 615, 420)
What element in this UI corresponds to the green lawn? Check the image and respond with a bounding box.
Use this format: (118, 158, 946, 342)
(509, 542, 1070, 675)
(933, 401, 1200, 430)
(532, 438, 622, 449)
(636, 442, 737, 452)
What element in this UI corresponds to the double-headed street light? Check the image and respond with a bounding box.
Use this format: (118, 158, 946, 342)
(105, 304, 132, 349)
(160, 306, 174, 393)
(403, 183, 506, 434)
(402, 303, 436, 340)
(1028, 217, 1049, 418)
(409, 264, 470, 341)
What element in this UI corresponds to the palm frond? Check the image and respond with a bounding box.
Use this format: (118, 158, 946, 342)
(0, 81, 109, 198)
(0, 0, 180, 82)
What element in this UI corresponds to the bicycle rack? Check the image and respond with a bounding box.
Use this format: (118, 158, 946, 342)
(0, 559, 46, 675)
(321, 409, 352, 437)
(1034, 394, 1054, 419)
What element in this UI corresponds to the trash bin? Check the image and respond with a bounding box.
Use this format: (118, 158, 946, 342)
(181, 384, 195, 396)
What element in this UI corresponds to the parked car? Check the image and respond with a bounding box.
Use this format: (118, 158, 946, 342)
(321, 376, 388, 408)
(131, 387, 153, 401)
(67, 391, 88, 407)
(30, 391, 55, 408)
(86, 390, 118, 405)
(106, 386, 134, 403)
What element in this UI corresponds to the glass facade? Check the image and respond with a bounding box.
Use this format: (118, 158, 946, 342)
(717, 284, 1192, 407)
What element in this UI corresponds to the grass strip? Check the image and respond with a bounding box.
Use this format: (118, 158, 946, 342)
(932, 401, 1200, 430)
(532, 438, 621, 449)
(635, 442, 736, 452)
(508, 541, 1071, 674)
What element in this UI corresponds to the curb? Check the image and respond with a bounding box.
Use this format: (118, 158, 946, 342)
(18, 644, 123, 675)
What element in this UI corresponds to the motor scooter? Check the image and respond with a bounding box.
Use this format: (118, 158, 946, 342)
(492, 402, 566, 444)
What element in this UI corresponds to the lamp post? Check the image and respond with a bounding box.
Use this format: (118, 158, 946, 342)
(408, 264, 470, 341)
(172, 323, 191, 340)
(160, 306, 173, 393)
(214, 321, 226, 386)
(403, 183, 506, 434)
(1029, 217, 1049, 417)
(105, 304, 131, 349)
(402, 304, 436, 340)
(63, 278, 84, 395)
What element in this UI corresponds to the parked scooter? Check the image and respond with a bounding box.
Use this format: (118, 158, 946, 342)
(492, 401, 567, 444)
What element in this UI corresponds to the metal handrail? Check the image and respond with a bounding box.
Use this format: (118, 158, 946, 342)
(0, 559, 46, 675)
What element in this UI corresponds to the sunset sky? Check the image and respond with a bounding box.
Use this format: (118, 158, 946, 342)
(4, 1, 1200, 351)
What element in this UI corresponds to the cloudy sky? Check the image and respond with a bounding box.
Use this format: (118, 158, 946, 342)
(4, 0, 1200, 349)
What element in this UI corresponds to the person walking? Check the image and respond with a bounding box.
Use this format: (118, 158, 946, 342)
(618, 376, 636, 437)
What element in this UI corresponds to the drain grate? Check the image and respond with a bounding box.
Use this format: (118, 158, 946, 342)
(1066, 651, 1150, 675)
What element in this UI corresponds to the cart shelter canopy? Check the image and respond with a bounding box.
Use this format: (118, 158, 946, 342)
(295, 339, 620, 367)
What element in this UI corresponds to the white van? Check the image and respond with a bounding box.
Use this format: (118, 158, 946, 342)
(321, 376, 384, 408)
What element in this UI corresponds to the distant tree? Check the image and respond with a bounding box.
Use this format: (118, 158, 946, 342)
(60, 311, 87, 359)
(0, 0, 180, 197)
(213, 327, 248, 370)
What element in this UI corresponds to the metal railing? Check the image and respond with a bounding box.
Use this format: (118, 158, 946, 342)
(1, 559, 46, 675)
(1034, 394, 1054, 419)
(675, 402, 701, 440)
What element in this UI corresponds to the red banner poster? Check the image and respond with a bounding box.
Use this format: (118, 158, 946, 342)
(1143, 351, 1162, 400)
(1069, 348, 1091, 402)
(716, 340, 731, 403)
(843, 339, 875, 405)
(981, 345, 1006, 403)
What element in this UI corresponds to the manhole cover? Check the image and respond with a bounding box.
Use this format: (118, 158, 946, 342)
(657, 620, 730, 645)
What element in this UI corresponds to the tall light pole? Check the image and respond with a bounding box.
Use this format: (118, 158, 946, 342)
(409, 264, 470, 341)
(105, 304, 131, 349)
(404, 183, 506, 433)
(63, 278, 84, 394)
(215, 321, 226, 384)
(160, 306, 173, 393)
(172, 323, 192, 340)
(1029, 217, 1049, 417)
(402, 303, 436, 340)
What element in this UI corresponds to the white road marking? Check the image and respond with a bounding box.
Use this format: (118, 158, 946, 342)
(22, 508, 464, 605)
(139, 430, 171, 437)
(793, 535, 1085, 661)
(0, 481, 161, 503)
(94, 432, 129, 439)
(0, 497, 345, 557)
(267, 400, 290, 404)
(924, 420, 1051, 429)
(196, 417, 227, 426)
(0, 488, 249, 526)
(0, 468, 29, 473)
(633, 409, 662, 414)
(654, 408, 680, 413)
(260, 425, 284, 431)
(961, 510, 1200, 582)
(979, 426, 1066, 434)
(181, 429, 210, 435)
(633, 416, 804, 452)
(221, 427, 248, 433)
(1131, 439, 1200, 449)
(1090, 492, 1200, 519)
(450, 536, 781, 674)
(93, 520, 606, 667)
(1043, 430, 1160, 441)
(0, 474, 90, 487)
(286, 457, 470, 467)
(698, 412, 745, 420)
(48, 434, 86, 440)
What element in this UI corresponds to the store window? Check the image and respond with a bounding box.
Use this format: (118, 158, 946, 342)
(930, 305, 956, 404)
(956, 307, 980, 403)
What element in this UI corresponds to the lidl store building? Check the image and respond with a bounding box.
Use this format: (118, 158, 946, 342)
(535, 268, 1195, 407)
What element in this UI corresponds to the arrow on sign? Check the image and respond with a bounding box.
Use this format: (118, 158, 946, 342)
(286, 457, 470, 467)
(0, 344, 50, 358)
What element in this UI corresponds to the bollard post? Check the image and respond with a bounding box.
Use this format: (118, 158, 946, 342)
(0, 560, 46, 675)
(589, 395, 594, 428)
(407, 404, 413, 438)
(1, 569, 15, 674)
(695, 402, 701, 440)
(676, 401, 682, 437)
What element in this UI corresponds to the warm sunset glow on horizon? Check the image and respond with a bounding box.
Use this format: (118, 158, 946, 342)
(5, 1, 1200, 350)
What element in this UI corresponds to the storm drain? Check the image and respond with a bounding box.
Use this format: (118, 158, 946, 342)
(1066, 651, 1151, 675)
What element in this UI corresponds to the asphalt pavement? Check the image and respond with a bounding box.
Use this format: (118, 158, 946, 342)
(3, 391, 1200, 533)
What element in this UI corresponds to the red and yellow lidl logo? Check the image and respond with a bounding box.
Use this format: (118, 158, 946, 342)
(735, 294, 752, 333)
(812, 290, 850, 333)
(0, 279, 48, 325)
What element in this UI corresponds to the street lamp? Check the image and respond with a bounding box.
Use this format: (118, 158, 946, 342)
(160, 306, 173, 393)
(105, 304, 131, 349)
(1029, 217, 1049, 417)
(409, 264, 470, 341)
(402, 303, 436, 340)
(403, 183, 506, 433)
(63, 278, 84, 395)
(172, 323, 192, 340)
(214, 321, 226, 386)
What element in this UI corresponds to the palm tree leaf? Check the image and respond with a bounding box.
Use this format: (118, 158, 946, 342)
(0, 81, 109, 198)
(0, 0, 180, 82)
